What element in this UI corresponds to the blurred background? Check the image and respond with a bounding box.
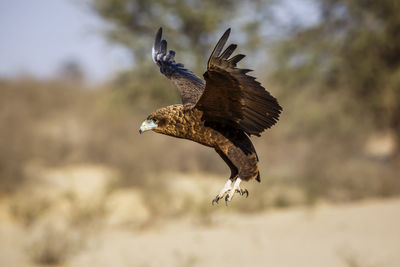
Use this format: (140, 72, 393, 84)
(0, 0, 399, 266)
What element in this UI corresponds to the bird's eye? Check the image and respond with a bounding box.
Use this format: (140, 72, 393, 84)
(152, 118, 158, 123)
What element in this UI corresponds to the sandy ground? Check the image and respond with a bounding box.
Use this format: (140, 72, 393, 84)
(0, 166, 399, 267)
(72, 198, 400, 267)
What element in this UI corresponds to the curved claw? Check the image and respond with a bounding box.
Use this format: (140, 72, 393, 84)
(224, 195, 229, 206)
(242, 189, 249, 198)
(236, 188, 249, 198)
(212, 195, 220, 205)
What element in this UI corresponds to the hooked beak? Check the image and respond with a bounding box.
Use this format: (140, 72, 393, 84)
(139, 119, 158, 134)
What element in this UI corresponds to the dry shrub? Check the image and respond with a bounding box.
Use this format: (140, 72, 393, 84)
(0, 78, 91, 193)
(27, 224, 81, 266)
(9, 197, 51, 228)
(1, 76, 399, 214)
(66, 192, 108, 229)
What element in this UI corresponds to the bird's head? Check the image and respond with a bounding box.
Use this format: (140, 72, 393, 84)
(139, 113, 166, 134)
(139, 105, 182, 136)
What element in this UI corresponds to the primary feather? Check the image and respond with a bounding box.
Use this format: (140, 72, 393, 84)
(196, 28, 282, 136)
(152, 27, 204, 106)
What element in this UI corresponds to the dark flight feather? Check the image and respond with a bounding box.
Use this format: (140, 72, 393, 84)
(207, 28, 231, 68)
(152, 27, 204, 106)
(195, 29, 282, 136)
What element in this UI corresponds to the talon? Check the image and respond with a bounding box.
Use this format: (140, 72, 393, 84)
(243, 189, 249, 198)
(212, 195, 220, 205)
(225, 195, 229, 206)
(213, 179, 233, 206)
(235, 188, 248, 197)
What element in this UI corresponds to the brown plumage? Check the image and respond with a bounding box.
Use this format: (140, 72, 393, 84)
(140, 28, 282, 204)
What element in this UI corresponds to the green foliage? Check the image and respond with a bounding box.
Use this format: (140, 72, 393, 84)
(271, 0, 400, 135)
(89, 0, 239, 69)
(88, 0, 277, 105)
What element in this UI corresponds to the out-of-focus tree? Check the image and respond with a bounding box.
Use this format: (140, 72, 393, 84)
(56, 60, 85, 84)
(271, 0, 400, 139)
(86, 0, 273, 105)
(89, 0, 239, 69)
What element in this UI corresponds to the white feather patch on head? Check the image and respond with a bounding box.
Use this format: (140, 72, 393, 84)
(139, 119, 158, 134)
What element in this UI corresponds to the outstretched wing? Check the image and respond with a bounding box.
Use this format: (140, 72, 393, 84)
(152, 28, 205, 106)
(195, 29, 282, 136)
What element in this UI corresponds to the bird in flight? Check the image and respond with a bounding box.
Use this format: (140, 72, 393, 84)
(139, 28, 282, 205)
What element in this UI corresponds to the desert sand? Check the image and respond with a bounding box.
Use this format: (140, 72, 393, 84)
(0, 166, 399, 267)
(71, 198, 400, 267)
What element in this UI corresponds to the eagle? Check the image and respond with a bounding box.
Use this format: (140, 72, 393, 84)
(139, 28, 282, 205)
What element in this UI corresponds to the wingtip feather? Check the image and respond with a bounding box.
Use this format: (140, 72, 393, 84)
(152, 27, 163, 63)
(207, 28, 232, 68)
(220, 44, 237, 60)
(160, 40, 167, 54)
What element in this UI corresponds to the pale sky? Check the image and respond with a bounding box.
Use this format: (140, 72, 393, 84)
(0, 0, 319, 84)
(0, 0, 132, 83)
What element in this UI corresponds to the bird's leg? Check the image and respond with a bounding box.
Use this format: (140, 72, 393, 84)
(212, 179, 233, 205)
(225, 178, 248, 204)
